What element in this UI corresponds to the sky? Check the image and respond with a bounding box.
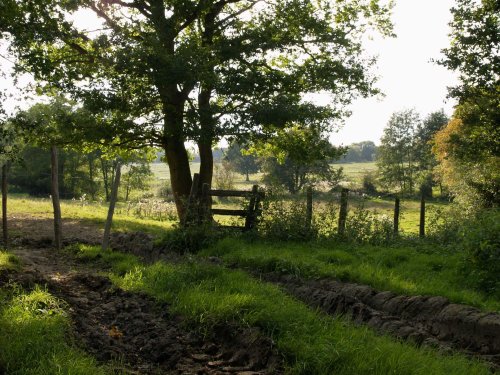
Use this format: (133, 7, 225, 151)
(0, 0, 458, 147)
(332, 0, 458, 146)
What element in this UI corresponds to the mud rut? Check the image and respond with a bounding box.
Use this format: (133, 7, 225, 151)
(2, 246, 282, 375)
(255, 272, 500, 370)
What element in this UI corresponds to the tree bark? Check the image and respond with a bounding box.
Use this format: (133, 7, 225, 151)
(51, 145, 63, 250)
(2, 162, 8, 248)
(164, 137, 192, 222)
(102, 161, 122, 250)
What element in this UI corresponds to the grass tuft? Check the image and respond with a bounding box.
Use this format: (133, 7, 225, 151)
(0, 284, 109, 374)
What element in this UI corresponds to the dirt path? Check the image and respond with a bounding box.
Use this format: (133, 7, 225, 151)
(3, 247, 282, 375)
(256, 272, 500, 370)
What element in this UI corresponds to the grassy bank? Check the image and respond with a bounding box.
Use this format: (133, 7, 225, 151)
(201, 238, 500, 312)
(68, 244, 491, 375)
(0, 253, 109, 375)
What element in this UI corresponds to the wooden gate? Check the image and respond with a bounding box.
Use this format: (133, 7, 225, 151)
(183, 173, 265, 231)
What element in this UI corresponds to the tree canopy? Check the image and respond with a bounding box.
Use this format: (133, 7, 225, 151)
(1, 0, 394, 219)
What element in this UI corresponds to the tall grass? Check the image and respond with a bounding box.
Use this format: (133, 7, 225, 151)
(201, 238, 500, 312)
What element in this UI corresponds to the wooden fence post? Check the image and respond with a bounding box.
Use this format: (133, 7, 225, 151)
(183, 173, 200, 227)
(50, 145, 63, 250)
(2, 162, 8, 248)
(419, 195, 425, 237)
(201, 182, 211, 223)
(306, 186, 313, 231)
(244, 185, 259, 230)
(338, 188, 349, 237)
(394, 196, 400, 234)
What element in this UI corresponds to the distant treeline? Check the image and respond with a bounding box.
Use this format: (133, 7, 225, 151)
(154, 142, 377, 164)
(333, 141, 377, 163)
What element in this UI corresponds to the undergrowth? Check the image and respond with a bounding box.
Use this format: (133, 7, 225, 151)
(68, 244, 491, 375)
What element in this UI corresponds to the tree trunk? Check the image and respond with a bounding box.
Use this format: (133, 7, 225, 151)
(2, 162, 8, 248)
(164, 137, 192, 222)
(198, 141, 213, 190)
(88, 154, 96, 200)
(102, 161, 122, 250)
(51, 145, 63, 250)
(100, 158, 110, 201)
(245, 171, 249, 182)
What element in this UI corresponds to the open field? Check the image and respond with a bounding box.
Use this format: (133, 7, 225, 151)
(150, 161, 378, 190)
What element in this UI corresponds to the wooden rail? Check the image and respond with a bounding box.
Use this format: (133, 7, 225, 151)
(183, 173, 265, 231)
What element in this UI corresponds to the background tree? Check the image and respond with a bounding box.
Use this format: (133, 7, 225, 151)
(377, 109, 420, 194)
(2, 0, 394, 220)
(224, 142, 259, 182)
(435, 0, 499, 208)
(121, 161, 154, 201)
(255, 125, 345, 194)
(414, 110, 449, 197)
(335, 141, 377, 163)
(0, 117, 22, 248)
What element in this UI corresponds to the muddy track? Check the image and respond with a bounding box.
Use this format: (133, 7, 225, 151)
(255, 272, 500, 370)
(2, 247, 282, 375)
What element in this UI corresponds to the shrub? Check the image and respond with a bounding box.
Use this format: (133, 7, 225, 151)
(258, 191, 316, 241)
(362, 171, 378, 195)
(459, 209, 500, 296)
(213, 161, 236, 190)
(155, 224, 222, 254)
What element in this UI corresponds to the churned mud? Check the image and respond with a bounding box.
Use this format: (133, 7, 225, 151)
(1, 246, 282, 374)
(257, 272, 500, 370)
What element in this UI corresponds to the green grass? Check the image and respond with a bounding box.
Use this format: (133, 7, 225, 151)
(0, 251, 21, 271)
(0, 284, 110, 374)
(201, 238, 500, 312)
(8, 196, 174, 236)
(67, 244, 491, 375)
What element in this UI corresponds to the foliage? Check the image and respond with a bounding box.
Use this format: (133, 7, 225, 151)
(213, 161, 236, 190)
(256, 125, 345, 193)
(459, 209, 500, 297)
(2, 0, 395, 218)
(361, 171, 378, 194)
(345, 205, 393, 245)
(435, 0, 499, 208)
(258, 193, 316, 241)
(377, 109, 420, 193)
(155, 225, 221, 254)
(224, 142, 259, 181)
(336, 141, 377, 163)
(121, 162, 154, 201)
(433, 116, 499, 208)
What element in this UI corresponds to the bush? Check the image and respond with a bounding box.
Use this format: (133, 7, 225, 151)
(344, 205, 393, 245)
(362, 171, 378, 195)
(155, 225, 222, 254)
(459, 209, 500, 296)
(258, 191, 316, 241)
(213, 161, 236, 190)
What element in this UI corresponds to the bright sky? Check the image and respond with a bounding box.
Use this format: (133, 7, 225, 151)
(333, 0, 458, 146)
(0, 0, 458, 146)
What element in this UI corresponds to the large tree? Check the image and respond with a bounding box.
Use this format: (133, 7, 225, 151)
(224, 141, 259, 181)
(377, 109, 420, 193)
(256, 125, 345, 194)
(1, 0, 394, 219)
(434, 0, 499, 207)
